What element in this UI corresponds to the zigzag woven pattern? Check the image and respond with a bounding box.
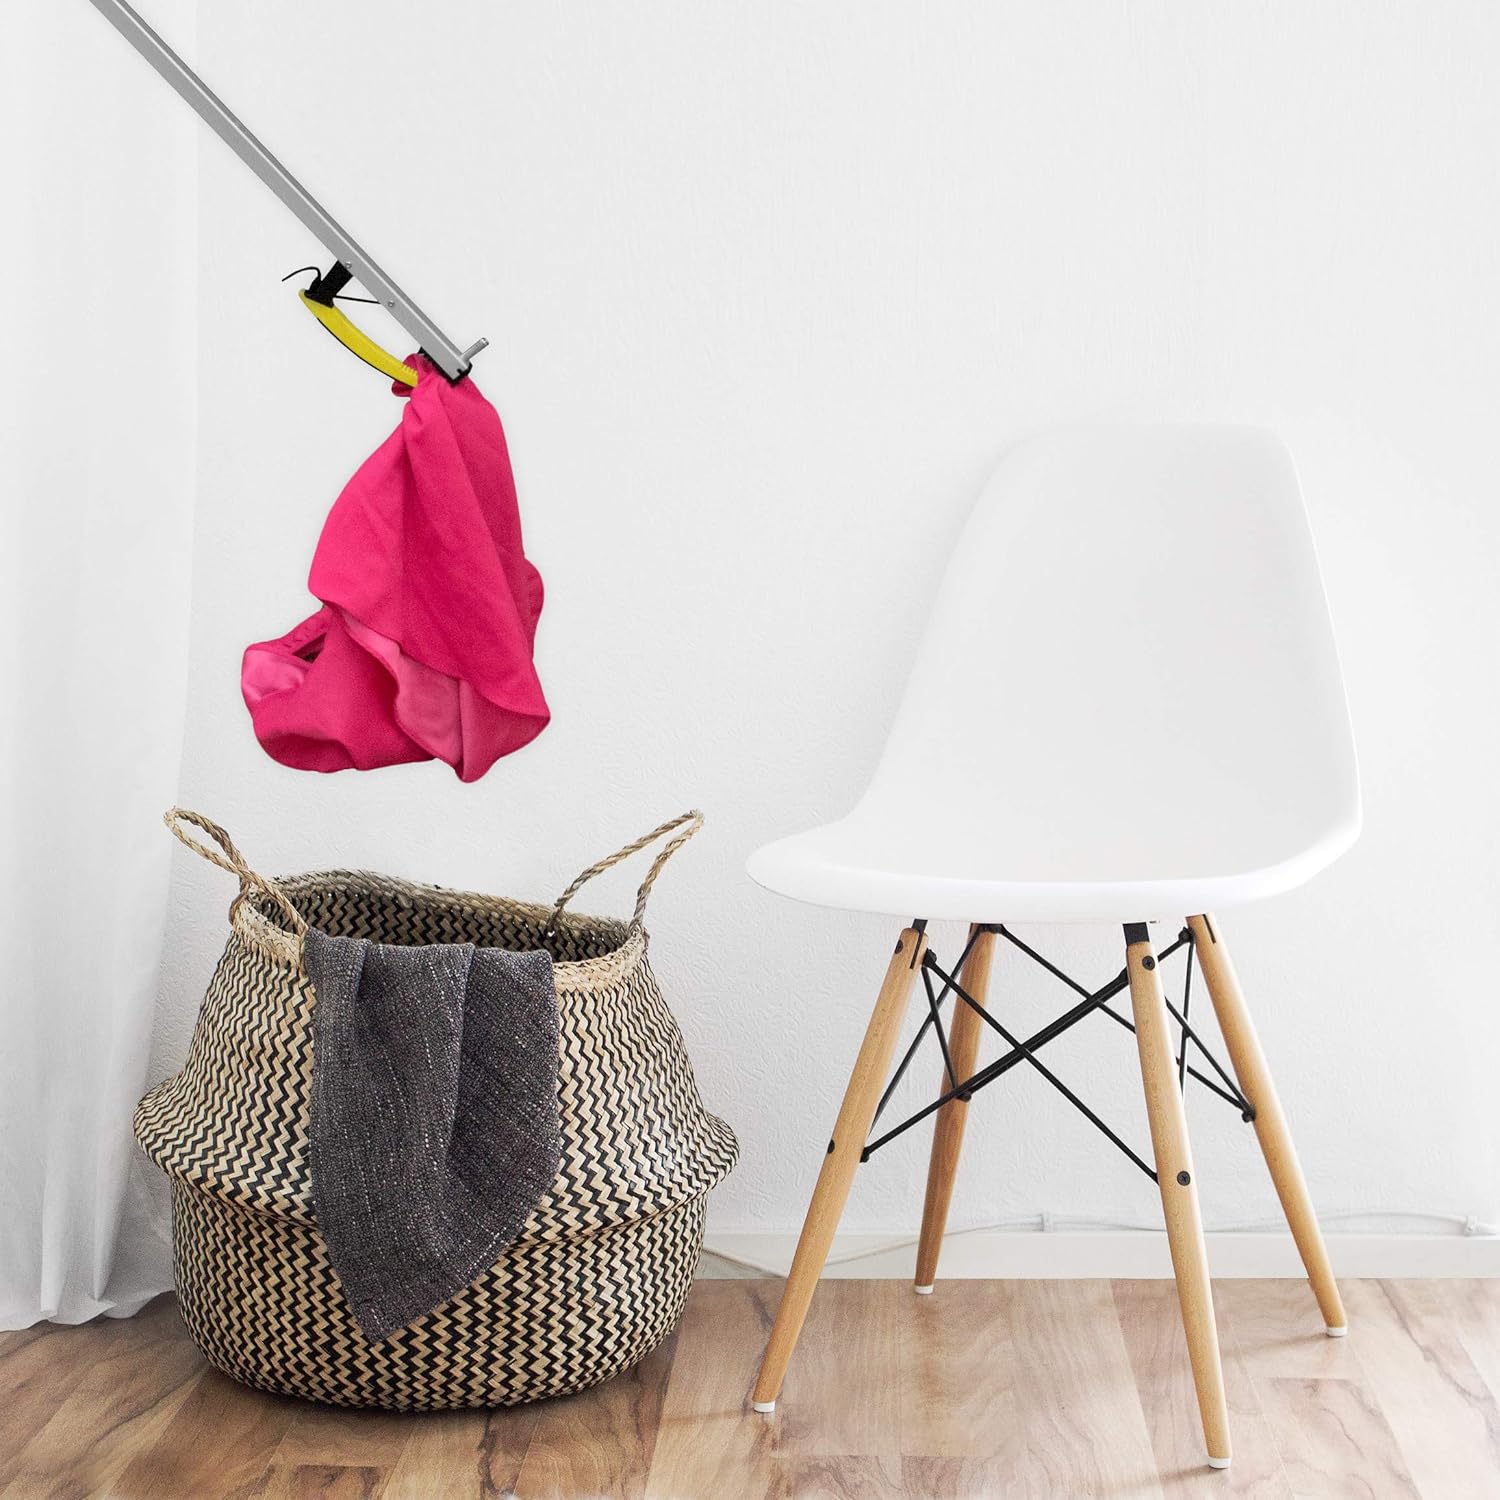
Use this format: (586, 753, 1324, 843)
(136, 869, 737, 1409)
(172, 1182, 705, 1409)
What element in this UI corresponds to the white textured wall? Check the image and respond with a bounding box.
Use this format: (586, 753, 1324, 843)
(155, 2, 1500, 1258)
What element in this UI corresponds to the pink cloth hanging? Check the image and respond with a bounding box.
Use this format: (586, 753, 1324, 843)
(242, 356, 549, 781)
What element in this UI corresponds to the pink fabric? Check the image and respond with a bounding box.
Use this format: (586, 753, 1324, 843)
(242, 356, 549, 781)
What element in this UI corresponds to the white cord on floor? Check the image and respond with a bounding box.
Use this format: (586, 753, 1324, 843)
(701, 1208, 1500, 1277)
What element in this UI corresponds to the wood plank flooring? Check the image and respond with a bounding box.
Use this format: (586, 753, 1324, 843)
(3, 1279, 1499, 1498)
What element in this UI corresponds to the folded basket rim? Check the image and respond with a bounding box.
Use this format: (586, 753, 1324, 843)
(238, 867, 650, 989)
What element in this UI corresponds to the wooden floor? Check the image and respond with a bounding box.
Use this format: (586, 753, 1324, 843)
(4, 1279, 1500, 1498)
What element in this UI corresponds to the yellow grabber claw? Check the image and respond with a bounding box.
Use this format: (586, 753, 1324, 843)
(299, 290, 420, 387)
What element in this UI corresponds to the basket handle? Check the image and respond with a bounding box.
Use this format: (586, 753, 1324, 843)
(163, 808, 309, 939)
(545, 810, 704, 936)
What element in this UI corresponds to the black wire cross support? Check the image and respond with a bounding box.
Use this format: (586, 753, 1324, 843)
(860, 923, 1255, 1184)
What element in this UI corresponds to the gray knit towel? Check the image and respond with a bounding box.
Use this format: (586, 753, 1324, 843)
(304, 928, 561, 1343)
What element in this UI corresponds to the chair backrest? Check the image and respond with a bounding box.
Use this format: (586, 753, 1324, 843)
(853, 426, 1360, 887)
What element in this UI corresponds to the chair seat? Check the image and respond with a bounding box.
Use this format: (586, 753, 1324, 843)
(748, 426, 1360, 926)
(747, 811, 1358, 923)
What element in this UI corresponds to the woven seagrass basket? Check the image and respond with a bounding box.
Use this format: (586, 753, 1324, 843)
(136, 809, 737, 1410)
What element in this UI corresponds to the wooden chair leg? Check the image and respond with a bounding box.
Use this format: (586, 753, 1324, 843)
(914, 925, 996, 1292)
(1188, 913, 1347, 1336)
(1125, 923, 1232, 1470)
(751, 925, 928, 1413)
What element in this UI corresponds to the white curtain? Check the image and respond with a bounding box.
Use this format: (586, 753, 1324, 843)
(0, 1, 196, 1326)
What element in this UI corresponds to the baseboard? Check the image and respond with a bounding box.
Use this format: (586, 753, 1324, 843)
(699, 1229, 1500, 1280)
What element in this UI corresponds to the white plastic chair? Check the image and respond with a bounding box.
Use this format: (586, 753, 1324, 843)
(747, 426, 1359, 1471)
